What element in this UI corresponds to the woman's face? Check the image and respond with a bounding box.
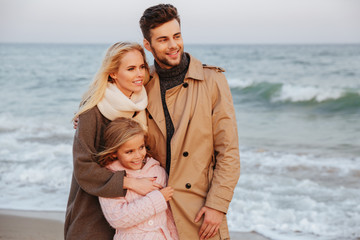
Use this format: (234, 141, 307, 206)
(110, 50, 146, 98)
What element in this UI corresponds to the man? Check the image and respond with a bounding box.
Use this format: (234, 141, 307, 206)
(140, 4, 240, 240)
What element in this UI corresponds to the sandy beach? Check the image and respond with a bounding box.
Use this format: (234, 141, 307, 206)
(0, 209, 270, 240)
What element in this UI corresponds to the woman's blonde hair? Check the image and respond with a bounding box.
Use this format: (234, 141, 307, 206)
(97, 117, 147, 167)
(73, 42, 149, 121)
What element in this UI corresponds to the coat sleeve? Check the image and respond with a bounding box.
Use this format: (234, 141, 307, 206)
(205, 71, 240, 213)
(73, 108, 126, 198)
(99, 190, 168, 229)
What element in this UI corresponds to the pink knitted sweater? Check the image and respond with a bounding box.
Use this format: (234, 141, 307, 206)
(99, 157, 179, 240)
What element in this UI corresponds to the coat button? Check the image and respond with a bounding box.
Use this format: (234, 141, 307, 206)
(185, 183, 191, 189)
(182, 82, 189, 88)
(183, 151, 189, 157)
(148, 114, 153, 119)
(148, 220, 154, 225)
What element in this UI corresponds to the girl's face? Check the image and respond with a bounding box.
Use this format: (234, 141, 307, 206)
(113, 134, 146, 170)
(110, 50, 146, 98)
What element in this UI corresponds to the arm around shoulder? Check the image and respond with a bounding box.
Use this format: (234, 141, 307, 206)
(73, 107, 126, 198)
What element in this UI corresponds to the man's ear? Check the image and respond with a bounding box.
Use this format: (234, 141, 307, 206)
(143, 39, 152, 52)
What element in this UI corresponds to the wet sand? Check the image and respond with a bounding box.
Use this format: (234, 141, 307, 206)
(0, 209, 270, 240)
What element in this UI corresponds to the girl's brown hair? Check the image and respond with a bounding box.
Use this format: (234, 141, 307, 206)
(97, 117, 147, 167)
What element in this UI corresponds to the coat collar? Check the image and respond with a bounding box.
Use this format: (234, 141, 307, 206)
(184, 53, 205, 81)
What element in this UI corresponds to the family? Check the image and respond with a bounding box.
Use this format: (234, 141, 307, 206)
(64, 4, 240, 240)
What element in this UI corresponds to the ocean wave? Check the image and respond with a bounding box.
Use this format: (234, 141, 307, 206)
(229, 79, 360, 111)
(227, 148, 360, 240)
(272, 84, 344, 102)
(0, 114, 73, 211)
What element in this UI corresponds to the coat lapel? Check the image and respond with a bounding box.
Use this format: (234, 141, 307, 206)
(145, 70, 167, 138)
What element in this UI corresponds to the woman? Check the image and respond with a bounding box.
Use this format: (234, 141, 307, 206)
(64, 42, 162, 240)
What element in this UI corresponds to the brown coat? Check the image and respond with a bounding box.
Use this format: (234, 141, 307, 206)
(145, 54, 240, 240)
(64, 107, 126, 240)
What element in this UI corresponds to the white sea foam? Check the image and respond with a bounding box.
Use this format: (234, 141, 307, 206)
(0, 114, 73, 211)
(228, 79, 356, 103)
(227, 148, 360, 240)
(272, 84, 345, 102)
(228, 78, 256, 89)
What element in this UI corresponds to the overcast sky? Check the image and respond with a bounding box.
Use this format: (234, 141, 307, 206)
(1, 0, 359, 44)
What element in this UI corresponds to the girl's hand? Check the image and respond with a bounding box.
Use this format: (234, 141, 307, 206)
(124, 177, 162, 195)
(160, 186, 174, 201)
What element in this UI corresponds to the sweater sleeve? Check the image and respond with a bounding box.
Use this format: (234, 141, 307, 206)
(166, 208, 179, 240)
(99, 190, 168, 229)
(73, 107, 126, 198)
(205, 72, 241, 213)
(152, 159, 168, 188)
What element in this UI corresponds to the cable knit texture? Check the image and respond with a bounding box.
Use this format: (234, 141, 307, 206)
(97, 83, 148, 130)
(99, 157, 179, 240)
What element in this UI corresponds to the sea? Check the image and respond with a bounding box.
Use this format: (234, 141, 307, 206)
(0, 43, 359, 240)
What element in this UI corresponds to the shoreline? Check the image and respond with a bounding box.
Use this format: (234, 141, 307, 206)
(0, 209, 270, 240)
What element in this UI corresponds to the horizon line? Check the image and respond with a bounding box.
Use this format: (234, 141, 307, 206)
(1, 41, 360, 46)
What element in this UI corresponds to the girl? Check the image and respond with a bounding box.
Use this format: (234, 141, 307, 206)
(98, 117, 179, 240)
(65, 42, 162, 240)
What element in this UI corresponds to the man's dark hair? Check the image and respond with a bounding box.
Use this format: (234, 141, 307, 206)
(139, 4, 180, 42)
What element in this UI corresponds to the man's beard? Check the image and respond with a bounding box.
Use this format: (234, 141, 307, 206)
(151, 46, 183, 69)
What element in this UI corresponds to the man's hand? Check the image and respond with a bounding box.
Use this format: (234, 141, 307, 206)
(124, 177, 162, 196)
(194, 206, 224, 240)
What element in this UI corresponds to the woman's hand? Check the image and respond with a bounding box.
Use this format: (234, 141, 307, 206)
(73, 117, 79, 129)
(160, 186, 174, 201)
(124, 177, 162, 195)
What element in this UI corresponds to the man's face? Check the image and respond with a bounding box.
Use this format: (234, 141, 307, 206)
(144, 19, 184, 69)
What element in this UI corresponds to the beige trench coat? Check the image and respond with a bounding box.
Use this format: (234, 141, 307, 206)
(145, 54, 240, 240)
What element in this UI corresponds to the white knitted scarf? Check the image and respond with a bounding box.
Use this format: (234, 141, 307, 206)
(97, 83, 148, 129)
